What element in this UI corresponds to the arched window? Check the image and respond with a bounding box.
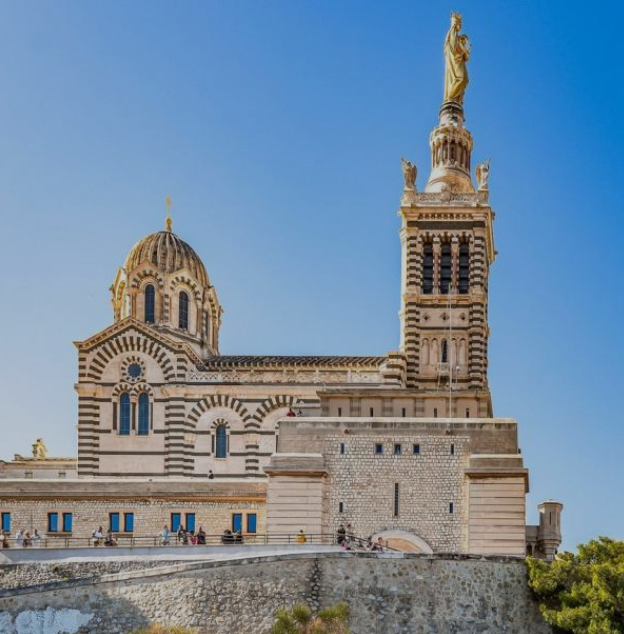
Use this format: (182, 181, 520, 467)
(458, 243, 470, 294)
(441, 339, 448, 364)
(440, 242, 452, 294)
(119, 393, 131, 436)
(137, 393, 150, 436)
(215, 424, 228, 459)
(179, 291, 189, 330)
(144, 284, 155, 323)
(422, 244, 434, 294)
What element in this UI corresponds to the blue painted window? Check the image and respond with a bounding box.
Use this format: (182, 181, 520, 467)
(62, 513, 73, 533)
(127, 363, 142, 379)
(124, 513, 134, 533)
(413, 443, 420, 455)
(374, 443, 383, 455)
(119, 393, 131, 435)
(246, 513, 257, 534)
(185, 513, 195, 533)
(179, 291, 189, 330)
(1, 512, 11, 532)
(171, 513, 181, 532)
(109, 512, 120, 532)
(47, 512, 58, 533)
(138, 393, 150, 435)
(215, 424, 227, 458)
(232, 513, 243, 533)
(144, 284, 155, 323)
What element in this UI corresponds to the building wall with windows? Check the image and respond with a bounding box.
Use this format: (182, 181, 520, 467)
(0, 480, 265, 541)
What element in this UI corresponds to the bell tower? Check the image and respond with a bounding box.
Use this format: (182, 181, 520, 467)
(398, 14, 495, 418)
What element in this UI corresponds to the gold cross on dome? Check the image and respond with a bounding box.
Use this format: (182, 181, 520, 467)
(165, 195, 173, 232)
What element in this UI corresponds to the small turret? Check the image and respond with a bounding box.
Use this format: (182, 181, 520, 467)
(537, 500, 563, 560)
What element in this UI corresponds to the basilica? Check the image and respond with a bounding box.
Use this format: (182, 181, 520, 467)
(0, 16, 561, 559)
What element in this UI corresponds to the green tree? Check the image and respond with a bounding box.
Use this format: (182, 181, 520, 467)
(527, 536, 624, 634)
(271, 602, 349, 634)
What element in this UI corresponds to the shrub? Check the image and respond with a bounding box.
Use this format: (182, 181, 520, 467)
(271, 602, 349, 634)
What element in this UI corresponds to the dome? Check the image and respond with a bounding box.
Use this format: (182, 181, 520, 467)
(124, 229, 209, 287)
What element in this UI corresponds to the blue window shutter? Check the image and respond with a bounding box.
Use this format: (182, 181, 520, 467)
(179, 291, 189, 329)
(119, 393, 131, 435)
(124, 513, 134, 533)
(138, 393, 150, 435)
(145, 284, 155, 323)
(247, 513, 257, 534)
(62, 513, 73, 533)
(171, 513, 181, 532)
(47, 512, 58, 533)
(109, 513, 120, 532)
(216, 425, 227, 458)
(185, 513, 195, 532)
(1, 512, 11, 532)
(232, 513, 242, 533)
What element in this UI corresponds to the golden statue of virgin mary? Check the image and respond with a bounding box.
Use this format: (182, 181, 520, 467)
(443, 13, 470, 104)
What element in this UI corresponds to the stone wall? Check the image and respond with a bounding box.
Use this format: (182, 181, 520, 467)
(0, 552, 551, 634)
(325, 433, 469, 552)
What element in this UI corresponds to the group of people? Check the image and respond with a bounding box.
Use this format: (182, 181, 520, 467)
(336, 524, 384, 552)
(0, 529, 43, 548)
(157, 525, 209, 546)
(91, 526, 119, 547)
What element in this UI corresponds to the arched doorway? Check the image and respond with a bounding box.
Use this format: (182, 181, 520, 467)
(373, 530, 433, 553)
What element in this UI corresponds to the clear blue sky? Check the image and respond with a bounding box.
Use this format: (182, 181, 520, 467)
(0, 0, 622, 551)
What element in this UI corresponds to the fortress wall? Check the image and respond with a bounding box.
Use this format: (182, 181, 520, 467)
(0, 553, 550, 634)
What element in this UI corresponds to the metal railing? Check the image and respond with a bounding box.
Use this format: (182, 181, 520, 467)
(0, 532, 396, 552)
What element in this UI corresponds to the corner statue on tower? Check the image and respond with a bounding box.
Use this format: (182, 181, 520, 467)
(443, 13, 470, 105)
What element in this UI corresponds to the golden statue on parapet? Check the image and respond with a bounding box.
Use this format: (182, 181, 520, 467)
(32, 438, 47, 460)
(443, 12, 471, 104)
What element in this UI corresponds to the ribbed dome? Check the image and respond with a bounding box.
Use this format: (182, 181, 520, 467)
(124, 230, 209, 287)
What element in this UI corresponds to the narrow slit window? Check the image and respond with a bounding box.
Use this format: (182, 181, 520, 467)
(144, 284, 155, 323)
(137, 393, 150, 436)
(441, 339, 448, 363)
(422, 244, 434, 294)
(450, 443, 455, 455)
(394, 483, 400, 517)
(179, 291, 189, 330)
(458, 242, 470, 294)
(119, 393, 131, 436)
(338, 502, 344, 514)
(449, 502, 454, 514)
(413, 443, 420, 455)
(440, 242, 452, 294)
(340, 442, 345, 455)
